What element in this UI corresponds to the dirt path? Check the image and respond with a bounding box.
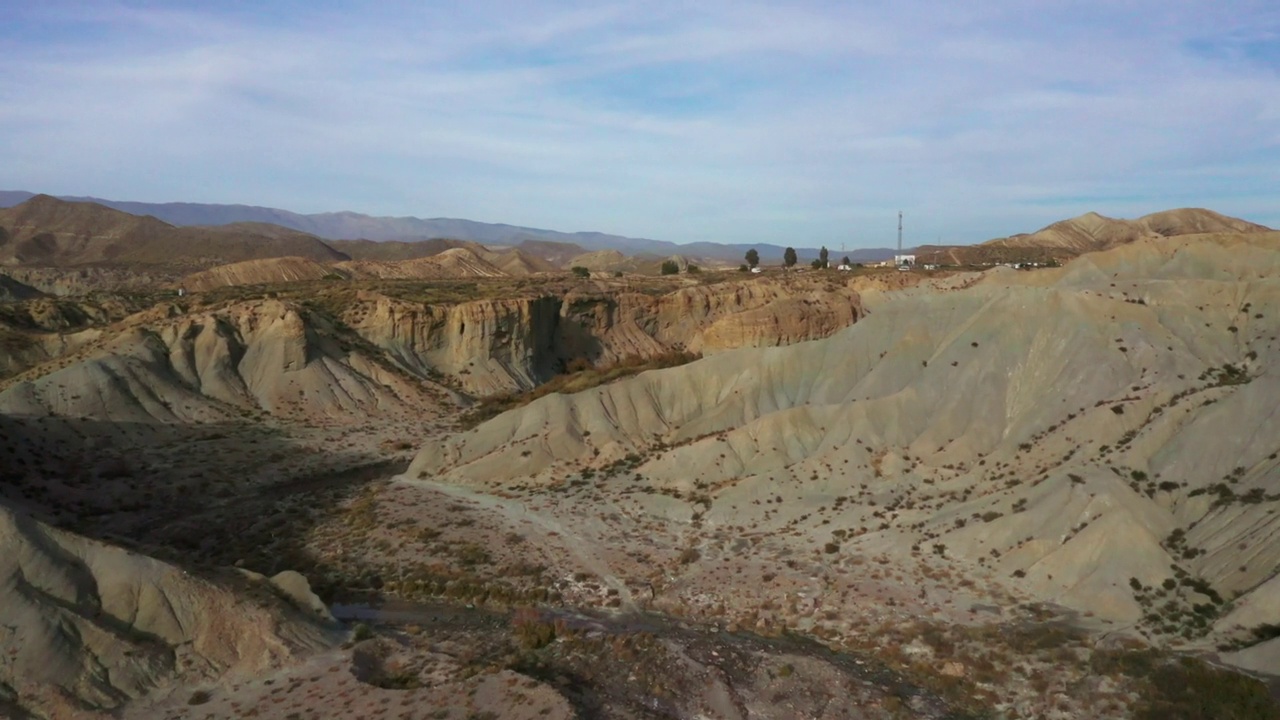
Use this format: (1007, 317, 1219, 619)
(394, 475, 639, 612)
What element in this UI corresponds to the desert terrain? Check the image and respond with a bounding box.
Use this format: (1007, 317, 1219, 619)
(1, 196, 1278, 719)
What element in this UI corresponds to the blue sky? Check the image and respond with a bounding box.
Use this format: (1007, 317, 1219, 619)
(1, 1, 1277, 246)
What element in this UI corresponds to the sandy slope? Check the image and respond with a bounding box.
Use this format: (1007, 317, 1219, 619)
(915, 208, 1271, 265)
(0, 298, 445, 423)
(409, 231, 1280, 654)
(0, 502, 335, 716)
(182, 256, 342, 291)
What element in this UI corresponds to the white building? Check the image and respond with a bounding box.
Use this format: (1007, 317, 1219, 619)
(894, 254, 916, 266)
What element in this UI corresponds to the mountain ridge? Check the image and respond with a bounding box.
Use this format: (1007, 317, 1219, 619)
(0, 190, 887, 262)
(0, 195, 349, 268)
(3, 190, 1270, 271)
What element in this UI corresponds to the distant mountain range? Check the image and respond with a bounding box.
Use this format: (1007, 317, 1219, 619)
(0, 195, 348, 269)
(0, 191, 896, 263)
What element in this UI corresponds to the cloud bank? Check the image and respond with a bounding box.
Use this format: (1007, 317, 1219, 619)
(1, 0, 1277, 245)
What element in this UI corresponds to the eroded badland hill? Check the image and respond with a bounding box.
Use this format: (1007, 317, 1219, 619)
(1, 201, 1278, 719)
(914, 207, 1272, 266)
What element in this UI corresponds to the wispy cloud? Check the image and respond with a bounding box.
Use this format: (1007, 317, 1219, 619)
(1, 0, 1277, 245)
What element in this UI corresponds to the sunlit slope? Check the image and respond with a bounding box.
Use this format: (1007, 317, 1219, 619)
(411, 231, 1280, 628)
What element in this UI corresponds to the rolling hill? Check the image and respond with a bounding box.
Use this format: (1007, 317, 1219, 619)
(180, 256, 343, 291)
(0, 195, 348, 269)
(915, 208, 1271, 265)
(326, 237, 475, 261)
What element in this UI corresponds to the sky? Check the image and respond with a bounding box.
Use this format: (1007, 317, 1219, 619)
(1, 1, 1277, 247)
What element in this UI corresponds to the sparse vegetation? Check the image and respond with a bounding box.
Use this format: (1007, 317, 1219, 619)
(461, 350, 701, 428)
(3, 204, 1278, 720)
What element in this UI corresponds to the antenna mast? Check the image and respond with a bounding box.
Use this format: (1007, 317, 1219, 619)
(897, 211, 903, 254)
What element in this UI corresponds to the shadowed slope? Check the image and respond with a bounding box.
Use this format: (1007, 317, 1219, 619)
(0, 499, 334, 716)
(0, 298, 442, 423)
(0, 274, 42, 301)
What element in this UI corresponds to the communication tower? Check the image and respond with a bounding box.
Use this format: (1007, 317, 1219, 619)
(894, 211, 915, 269)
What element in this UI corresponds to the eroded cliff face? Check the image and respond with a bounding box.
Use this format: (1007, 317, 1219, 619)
(0, 278, 864, 410)
(559, 280, 862, 359)
(342, 278, 863, 396)
(342, 293, 564, 396)
(0, 299, 438, 423)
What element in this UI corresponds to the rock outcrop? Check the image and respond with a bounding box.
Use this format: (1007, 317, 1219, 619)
(0, 273, 863, 415)
(342, 276, 863, 395)
(568, 280, 861, 355)
(0, 299, 441, 422)
(344, 293, 564, 396)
